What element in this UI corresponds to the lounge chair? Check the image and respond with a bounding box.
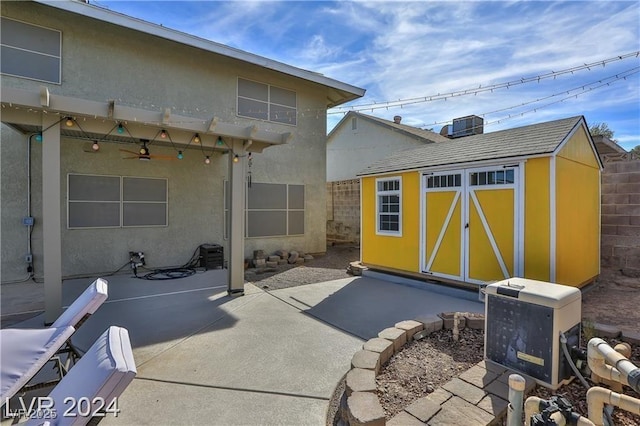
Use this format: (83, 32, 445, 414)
(25, 326, 137, 426)
(51, 278, 109, 362)
(0, 278, 109, 400)
(0, 325, 75, 401)
(52, 278, 108, 329)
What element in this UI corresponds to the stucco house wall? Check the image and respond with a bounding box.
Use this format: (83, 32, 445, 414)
(1, 1, 363, 281)
(326, 112, 448, 242)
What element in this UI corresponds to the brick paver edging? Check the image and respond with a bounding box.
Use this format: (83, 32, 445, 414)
(335, 312, 510, 426)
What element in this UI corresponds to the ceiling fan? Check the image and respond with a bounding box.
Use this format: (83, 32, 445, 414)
(119, 140, 176, 161)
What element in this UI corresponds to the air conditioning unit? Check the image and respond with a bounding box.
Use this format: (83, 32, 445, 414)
(484, 278, 581, 390)
(451, 115, 484, 138)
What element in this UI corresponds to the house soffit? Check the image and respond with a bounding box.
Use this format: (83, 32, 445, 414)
(34, 0, 365, 107)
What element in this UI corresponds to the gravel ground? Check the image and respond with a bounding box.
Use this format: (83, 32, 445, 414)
(244, 244, 359, 290)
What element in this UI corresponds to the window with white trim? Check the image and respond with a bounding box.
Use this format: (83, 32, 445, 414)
(376, 177, 401, 234)
(469, 169, 515, 186)
(237, 78, 297, 125)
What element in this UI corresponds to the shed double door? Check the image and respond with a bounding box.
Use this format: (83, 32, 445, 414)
(422, 166, 520, 285)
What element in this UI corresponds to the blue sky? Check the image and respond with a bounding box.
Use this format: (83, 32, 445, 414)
(97, 0, 640, 150)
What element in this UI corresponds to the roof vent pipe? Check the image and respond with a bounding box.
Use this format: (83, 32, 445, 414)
(393, 115, 402, 124)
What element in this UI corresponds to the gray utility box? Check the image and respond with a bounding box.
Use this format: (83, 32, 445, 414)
(484, 278, 581, 390)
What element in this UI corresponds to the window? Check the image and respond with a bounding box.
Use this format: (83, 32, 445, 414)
(426, 173, 461, 189)
(246, 183, 304, 237)
(237, 78, 297, 125)
(0, 17, 61, 84)
(376, 177, 401, 235)
(68, 174, 167, 229)
(469, 169, 515, 186)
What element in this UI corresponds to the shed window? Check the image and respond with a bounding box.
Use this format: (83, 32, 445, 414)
(237, 78, 297, 125)
(376, 177, 401, 235)
(68, 174, 167, 228)
(0, 17, 61, 84)
(470, 169, 515, 186)
(426, 174, 461, 188)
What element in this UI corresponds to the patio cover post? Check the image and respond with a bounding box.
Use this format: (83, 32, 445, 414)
(227, 140, 245, 296)
(42, 115, 63, 324)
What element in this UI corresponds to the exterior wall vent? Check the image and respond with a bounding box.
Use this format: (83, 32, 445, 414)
(451, 115, 484, 138)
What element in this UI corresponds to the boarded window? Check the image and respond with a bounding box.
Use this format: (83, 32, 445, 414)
(68, 174, 167, 228)
(237, 78, 297, 125)
(1, 17, 61, 84)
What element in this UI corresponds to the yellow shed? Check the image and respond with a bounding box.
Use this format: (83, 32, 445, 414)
(358, 116, 602, 288)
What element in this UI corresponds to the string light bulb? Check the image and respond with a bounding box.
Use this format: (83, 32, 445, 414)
(160, 129, 167, 139)
(193, 133, 201, 143)
(216, 136, 224, 146)
(204, 156, 211, 164)
(117, 123, 125, 134)
(177, 151, 183, 160)
(35, 133, 43, 142)
(233, 154, 239, 163)
(92, 141, 100, 151)
(65, 117, 74, 127)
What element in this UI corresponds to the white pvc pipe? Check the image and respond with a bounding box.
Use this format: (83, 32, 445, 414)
(588, 338, 640, 392)
(587, 387, 640, 426)
(507, 374, 525, 426)
(524, 396, 544, 424)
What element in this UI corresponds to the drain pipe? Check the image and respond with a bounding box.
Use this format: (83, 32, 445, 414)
(587, 337, 640, 393)
(507, 374, 525, 426)
(587, 387, 640, 426)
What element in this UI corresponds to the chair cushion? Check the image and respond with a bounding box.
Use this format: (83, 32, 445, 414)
(51, 278, 108, 329)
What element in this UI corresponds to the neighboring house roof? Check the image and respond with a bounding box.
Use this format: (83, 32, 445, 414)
(328, 111, 450, 143)
(592, 135, 627, 155)
(35, 0, 365, 107)
(358, 116, 589, 176)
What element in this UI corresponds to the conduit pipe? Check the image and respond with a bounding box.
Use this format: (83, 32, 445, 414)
(587, 338, 640, 393)
(587, 387, 640, 426)
(524, 396, 544, 424)
(507, 374, 525, 426)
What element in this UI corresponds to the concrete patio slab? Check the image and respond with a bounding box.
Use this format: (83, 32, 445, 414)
(2, 271, 485, 425)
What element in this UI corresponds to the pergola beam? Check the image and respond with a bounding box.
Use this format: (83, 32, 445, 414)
(1, 86, 291, 149)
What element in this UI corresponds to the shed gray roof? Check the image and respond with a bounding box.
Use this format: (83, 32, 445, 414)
(358, 116, 585, 176)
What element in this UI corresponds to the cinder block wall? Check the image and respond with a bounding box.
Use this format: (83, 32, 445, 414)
(326, 180, 360, 243)
(601, 158, 640, 274)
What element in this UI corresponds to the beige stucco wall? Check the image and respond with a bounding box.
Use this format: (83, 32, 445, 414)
(1, 2, 330, 280)
(327, 117, 428, 182)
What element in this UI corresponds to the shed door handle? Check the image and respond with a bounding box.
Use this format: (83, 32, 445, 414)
(465, 223, 469, 229)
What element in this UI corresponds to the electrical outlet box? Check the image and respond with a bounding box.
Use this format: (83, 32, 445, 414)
(23, 216, 35, 226)
(25, 253, 33, 263)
